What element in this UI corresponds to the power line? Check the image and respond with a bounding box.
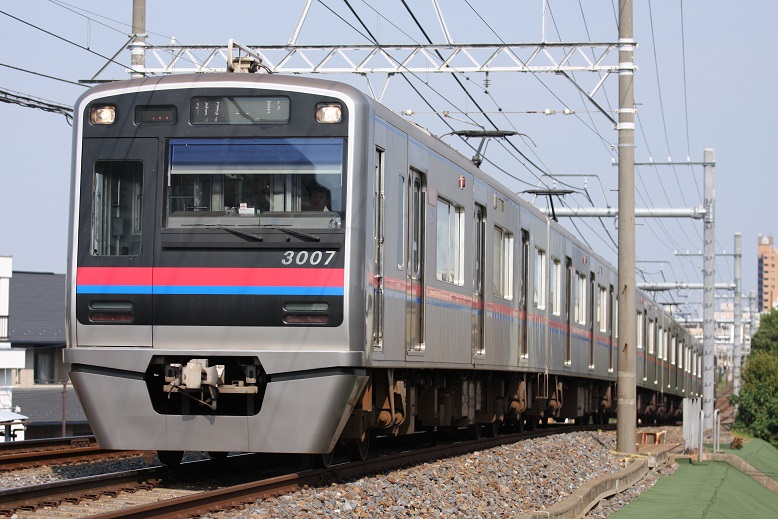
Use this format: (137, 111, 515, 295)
(0, 8, 142, 76)
(0, 62, 87, 88)
(0, 88, 72, 122)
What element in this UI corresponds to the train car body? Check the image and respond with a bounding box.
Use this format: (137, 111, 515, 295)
(65, 74, 702, 459)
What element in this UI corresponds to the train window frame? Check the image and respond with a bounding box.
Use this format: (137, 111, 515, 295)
(647, 318, 655, 355)
(636, 311, 644, 349)
(91, 160, 144, 257)
(396, 174, 406, 271)
(550, 257, 561, 315)
(575, 271, 587, 325)
(435, 197, 464, 286)
(493, 226, 514, 300)
(533, 248, 546, 309)
(163, 138, 345, 229)
(597, 285, 608, 332)
(658, 327, 665, 361)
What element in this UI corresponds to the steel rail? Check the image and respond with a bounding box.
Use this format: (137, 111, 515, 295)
(88, 424, 616, 519)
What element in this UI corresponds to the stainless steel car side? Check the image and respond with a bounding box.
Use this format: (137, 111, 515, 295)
(65, 74, 702, 462)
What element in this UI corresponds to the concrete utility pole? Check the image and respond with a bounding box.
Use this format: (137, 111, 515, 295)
(702, 149, 716, 430)
(616, 0, 636, 454)
(749, 290, 757, 344)
(733, 233, 742, 397)
(130, 0, 146, 79)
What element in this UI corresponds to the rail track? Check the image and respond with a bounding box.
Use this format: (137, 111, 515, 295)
(1, 423, 615, 518)
(0, 436, 144, 472)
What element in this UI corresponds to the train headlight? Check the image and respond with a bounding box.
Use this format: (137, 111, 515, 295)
(316, 103, 342, 123)
(90, 105, 116, 125)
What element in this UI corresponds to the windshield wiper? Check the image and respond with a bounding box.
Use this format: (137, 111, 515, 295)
(181, 224, 263, 242)
(218, 226, 264, 242)
(260, 225, 320, 242)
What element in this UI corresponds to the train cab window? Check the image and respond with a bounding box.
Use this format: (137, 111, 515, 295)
(164, 138, 345, 229)
(533, 248, 546, 309)
(493, 227, 513, 299)
(91, 161, 143, 256)
(436, 198, 464, 285)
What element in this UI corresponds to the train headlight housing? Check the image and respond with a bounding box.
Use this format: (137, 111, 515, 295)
(316, 103, 341, 123)
(90, 105, 116, 125)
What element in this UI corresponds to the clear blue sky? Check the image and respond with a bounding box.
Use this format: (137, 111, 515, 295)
(1, 1, 776, 319)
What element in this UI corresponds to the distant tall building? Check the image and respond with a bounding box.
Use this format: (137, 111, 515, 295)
(758, 235, 778, 312)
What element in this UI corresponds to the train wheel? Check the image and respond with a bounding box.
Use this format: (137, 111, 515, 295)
(157, 450, 184, 467)
(310, 450, 335, 469)
(468, 424, 482, 440)
(485, 421, 499, 438)
(347, 434, 371, 462)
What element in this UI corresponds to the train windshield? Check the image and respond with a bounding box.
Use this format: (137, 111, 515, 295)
(165, 138, 345, 229)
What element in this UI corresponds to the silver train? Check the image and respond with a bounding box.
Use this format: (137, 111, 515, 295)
(65, 74, 702, 463)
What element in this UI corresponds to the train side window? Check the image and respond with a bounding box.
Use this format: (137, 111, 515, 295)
(493, 226, 513, 299)
(396, 174, 406, 270)
(647, 319, 655, 355)
(575, 272, 587, 325)
(658, 327, 664, 361)
(91, 160, 143, 256)
(533, 248, 546, 308)
(550, 257, 561, 315)
(636, 312, 644, 349)
(436, 198, 464, 285)
(598, 285, 608, 332)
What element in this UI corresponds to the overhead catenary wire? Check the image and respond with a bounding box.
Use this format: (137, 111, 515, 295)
(0, 9, 143, 77)
(11, 1, 717, 294)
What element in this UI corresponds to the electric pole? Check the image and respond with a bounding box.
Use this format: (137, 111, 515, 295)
(702, 149, 716, 429)
(733, 233, 742, 398)
(616, 0, 637, 454)
(130, 0, 146, 79)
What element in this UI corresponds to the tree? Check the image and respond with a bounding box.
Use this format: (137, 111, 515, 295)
(731, 351, 778, 446)
(751, 308, 778, 355)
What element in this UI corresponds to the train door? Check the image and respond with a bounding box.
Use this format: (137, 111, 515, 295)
(609, 285, 615, 372)
(472, 204, 486, 357)
(520, 229, 530, 359)
(406, 169, 425, 353)
(75, 138, 157, 342)
(564, 257, 573, 364)
(372, 148, 385, 350)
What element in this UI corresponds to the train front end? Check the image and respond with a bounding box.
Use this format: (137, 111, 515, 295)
(65, 74, 370, 455)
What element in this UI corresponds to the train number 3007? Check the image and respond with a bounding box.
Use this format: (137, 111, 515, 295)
(281, 250, 338, 266)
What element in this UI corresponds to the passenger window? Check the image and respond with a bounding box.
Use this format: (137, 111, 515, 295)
(533, 248, 546, 309)
(436, 198, 464, 285)
(493, 227, 514, 299)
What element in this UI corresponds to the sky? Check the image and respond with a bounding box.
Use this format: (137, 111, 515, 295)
(1, 0, 776, 320)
